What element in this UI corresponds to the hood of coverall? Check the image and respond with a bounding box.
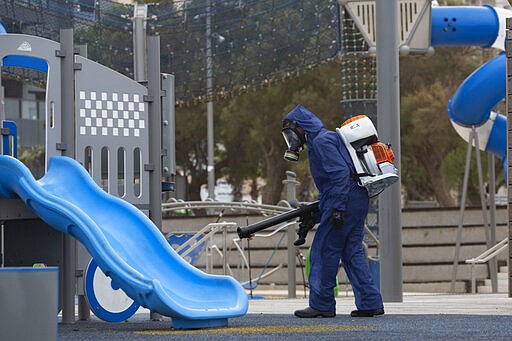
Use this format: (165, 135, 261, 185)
(283, 105, 324, 136)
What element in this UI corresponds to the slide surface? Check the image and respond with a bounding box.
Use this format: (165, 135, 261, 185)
(0, 155, 248, 328)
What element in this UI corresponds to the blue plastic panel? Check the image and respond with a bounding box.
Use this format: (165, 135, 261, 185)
(2, 55, 48, 73)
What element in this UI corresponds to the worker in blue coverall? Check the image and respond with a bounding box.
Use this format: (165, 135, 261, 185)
(281, 104, 384, 318)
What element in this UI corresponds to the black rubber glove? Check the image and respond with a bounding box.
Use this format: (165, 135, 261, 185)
(329, 209, 344, 228)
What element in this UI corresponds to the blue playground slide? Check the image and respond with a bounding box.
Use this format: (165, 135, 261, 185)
(431, 5, 510, 171)
(0, 155, 248, 329)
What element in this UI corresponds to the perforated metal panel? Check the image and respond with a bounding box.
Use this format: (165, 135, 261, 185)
(341, 0, 432, 52)
(74, 56, 150, 206)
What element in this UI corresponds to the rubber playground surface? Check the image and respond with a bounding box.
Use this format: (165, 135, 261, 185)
(59, 293, 512, 340)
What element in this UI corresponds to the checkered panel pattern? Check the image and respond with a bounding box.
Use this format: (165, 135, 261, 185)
(77, 91, 147, 138)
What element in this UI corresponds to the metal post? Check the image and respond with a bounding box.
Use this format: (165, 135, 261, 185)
(78, 296, 90, 321)
(76, 43, 91, 322)
(147, 35, 163, 321)
(376, 0, 403, 302)
(488, 153, 498, 292)
(474, 132, 490, 247)
(60, 28, 76, 324)
(1, 222, 4, 267)
(161, 74, 176, 184)
(206, 0, 215, 199)
(0, 84, 4, 121)
(284, 171, 298, 298)
(133, 4, 147, 82)
(223, 225, 228, 275)
(506, 17, 512, 298)
(451, 129, 474, 293)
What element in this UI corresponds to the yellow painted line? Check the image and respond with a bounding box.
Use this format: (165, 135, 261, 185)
(135, 325, 375, 336)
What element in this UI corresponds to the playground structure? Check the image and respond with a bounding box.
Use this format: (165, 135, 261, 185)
(0, 29, 248, 328)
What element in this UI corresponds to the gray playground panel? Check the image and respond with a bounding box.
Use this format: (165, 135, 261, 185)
(0, 267, 58, 341)
(0, 34, 63, 166)
(74, 56, 150, 206)
(0, 33, 170, 212)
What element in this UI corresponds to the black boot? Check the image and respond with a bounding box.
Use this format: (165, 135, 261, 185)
(294, 306, 336, 318)
(350, 308, 385, 317)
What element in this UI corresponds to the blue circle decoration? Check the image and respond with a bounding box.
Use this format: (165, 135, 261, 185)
(84, 259, 140, 322)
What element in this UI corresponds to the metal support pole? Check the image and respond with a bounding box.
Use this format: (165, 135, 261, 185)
(161, 74, 176, 182)
(75, 43, 90, 321)
(60, 28, 76, 324)
(223, 226, 228, 275)
(206, 0, 215, 199)
(284, 171, 298, 298)
(133, 4, 147, 82)
(376, 0, 403, 302)
(78, 296, 90, 320)
(147, 35, 163, 321)
(0, 84, 4, 121)
(474, 132, 490, 248)
(488, 153, 498, 292)
(451, 129, 474, 293)
(507, 17, 512, 298)
(1, 222, 4, 267)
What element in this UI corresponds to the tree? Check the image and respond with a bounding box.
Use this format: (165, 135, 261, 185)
(218, 60, 344, 204)
(400, 46, 500, 206)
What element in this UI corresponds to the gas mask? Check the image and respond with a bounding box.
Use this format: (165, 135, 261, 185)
(282, 120, 306, 162)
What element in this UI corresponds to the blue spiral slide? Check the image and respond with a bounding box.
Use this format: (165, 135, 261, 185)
(0, 155, 248, 328)
(431, 5, 511, 171)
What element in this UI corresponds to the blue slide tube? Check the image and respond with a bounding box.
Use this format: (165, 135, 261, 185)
(431, 6, 499, 47)
(431, 5, 508, 168)
(446, 53, 505, 126)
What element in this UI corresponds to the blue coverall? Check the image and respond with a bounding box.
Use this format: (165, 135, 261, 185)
(284, 105, 383, 312)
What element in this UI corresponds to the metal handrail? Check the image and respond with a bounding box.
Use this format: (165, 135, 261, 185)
(465, 237, 508, 293)
(162, 199, 292, 216)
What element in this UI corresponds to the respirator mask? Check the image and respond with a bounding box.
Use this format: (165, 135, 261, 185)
(282, 120, 306, 162)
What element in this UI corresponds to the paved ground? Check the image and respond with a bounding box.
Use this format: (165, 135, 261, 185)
(59, 293, 512, 340)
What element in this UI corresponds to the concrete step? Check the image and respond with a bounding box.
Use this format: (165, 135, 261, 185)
(483, 278, 508, 286)
(477, 282, 508, 293)
(497, 272, 508, 280)
(477, 267, 509, 293)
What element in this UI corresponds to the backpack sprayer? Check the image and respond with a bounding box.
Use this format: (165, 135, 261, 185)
(336, 115, 399, 197)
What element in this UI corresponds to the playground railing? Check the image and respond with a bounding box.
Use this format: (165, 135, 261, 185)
(465, 237, 508, 293)
(163, 200, 296, 291)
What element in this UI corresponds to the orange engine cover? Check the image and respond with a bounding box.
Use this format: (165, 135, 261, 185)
(371, 142, 395, 164)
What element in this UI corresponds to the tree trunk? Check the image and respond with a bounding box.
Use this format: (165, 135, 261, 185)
(420, 157, 455, 207)
(261, 154, 287, 204)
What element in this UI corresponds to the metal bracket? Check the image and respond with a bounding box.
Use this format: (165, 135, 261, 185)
(74, 63, 82, 70)
(56, 143, 67, 151)
(55, 49, 65, 58)
(143, 95, 154, 102)
(144, 163, 155, 171)
(0, 128, 10, 136)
